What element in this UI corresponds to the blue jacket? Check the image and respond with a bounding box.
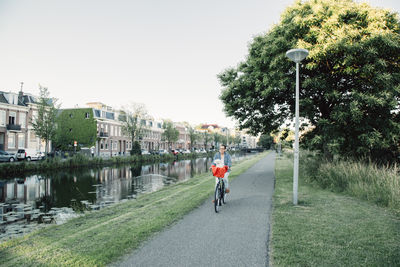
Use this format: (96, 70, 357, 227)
(212, 152, 232, 172)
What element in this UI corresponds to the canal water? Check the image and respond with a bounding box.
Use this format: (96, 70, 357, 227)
(0, 152, 257, 242)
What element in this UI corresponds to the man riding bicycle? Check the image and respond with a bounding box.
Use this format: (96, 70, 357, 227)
(211, 144, 232, 194)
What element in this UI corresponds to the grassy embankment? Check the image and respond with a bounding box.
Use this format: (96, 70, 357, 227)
(270, 152, 400, 266)
(0, 152, 268, 266)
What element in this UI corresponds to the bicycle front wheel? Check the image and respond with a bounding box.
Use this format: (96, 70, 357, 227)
(221, 183, 226, 204)
(214, 185, 220, 213)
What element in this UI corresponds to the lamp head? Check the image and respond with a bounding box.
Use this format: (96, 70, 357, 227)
(286, 48, 309, 63)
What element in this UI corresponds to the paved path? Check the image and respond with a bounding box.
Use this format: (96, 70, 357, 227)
(114, 152, 276, 267)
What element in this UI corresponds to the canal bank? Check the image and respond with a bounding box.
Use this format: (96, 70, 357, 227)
(0, 152, 268, 267)
(0, 150, 228, 178)
(0, 152, 255, 242)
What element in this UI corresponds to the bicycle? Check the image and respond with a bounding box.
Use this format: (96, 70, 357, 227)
(214, 177, 227, 213)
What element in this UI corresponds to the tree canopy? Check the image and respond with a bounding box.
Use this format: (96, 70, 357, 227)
(219, 0, 400, 162)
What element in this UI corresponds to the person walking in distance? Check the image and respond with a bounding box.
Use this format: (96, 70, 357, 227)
(211, 144, 232, 193)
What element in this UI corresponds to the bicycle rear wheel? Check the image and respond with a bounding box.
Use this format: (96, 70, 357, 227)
(214, 185, 220, 213)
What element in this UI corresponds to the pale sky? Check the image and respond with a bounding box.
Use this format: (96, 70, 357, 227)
(1, 0, 399, 128)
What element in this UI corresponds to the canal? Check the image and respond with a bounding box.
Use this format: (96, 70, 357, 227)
(0, 152, 256, 242)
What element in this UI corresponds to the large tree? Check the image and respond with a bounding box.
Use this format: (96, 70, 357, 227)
(32, 85, 59, 153)
(219, 0, 400, 162)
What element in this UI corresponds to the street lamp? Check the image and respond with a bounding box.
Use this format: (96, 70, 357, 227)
(286, 48, 308, 205)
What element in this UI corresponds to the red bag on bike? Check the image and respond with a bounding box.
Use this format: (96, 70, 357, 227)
(211, 165, 228, 178)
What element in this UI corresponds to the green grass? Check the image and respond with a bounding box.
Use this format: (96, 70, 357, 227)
(0, 152, 268, 267)
(297, 150, 400, 214)
(270, 153, 400, 267)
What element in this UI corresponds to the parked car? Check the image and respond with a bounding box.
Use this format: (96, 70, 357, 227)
(37, 151, 46, 160)
(182, 149, 191, 154)
(141, 149, 151, 155)
(16, 149, 42, 161)
(158, 149, 169, 155)
(0, 150, 17, 162)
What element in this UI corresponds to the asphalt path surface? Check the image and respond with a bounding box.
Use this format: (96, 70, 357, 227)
(114, 152, 276, 267)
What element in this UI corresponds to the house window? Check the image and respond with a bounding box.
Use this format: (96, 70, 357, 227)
(100, 140, 104, 149)
(30, 131, 36, 141)
(18, 134, 25, 148)
(9, 111, 16, 125)
(19, 113, 26, 128)
(8, 133, 15, 148)
(0, 110, 6, 127)
(94, 109, 101, 118)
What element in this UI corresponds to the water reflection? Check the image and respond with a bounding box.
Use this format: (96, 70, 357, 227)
(0, 153, 255, 241)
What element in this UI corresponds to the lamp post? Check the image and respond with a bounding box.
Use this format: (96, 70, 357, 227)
(285, 48, 308, 205)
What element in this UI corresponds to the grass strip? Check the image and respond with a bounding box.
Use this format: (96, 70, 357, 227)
(270, 153, 400, 266)
(0, 152, 268, 267)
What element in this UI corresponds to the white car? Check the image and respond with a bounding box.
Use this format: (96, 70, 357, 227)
(16, 149, 42, 161)
(141, 149, 151, 155)
(158, 149, 169, 155)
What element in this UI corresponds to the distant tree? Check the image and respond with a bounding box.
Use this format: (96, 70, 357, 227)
(188, 127, 198, 150)
(31, 85, 59, 153)
(131, 141, 142, 155)
(203, 131, 212, 150)
(280, 128, 290, 142)
(213, 133, 222, 148)
(162, 121, 179, 150)
(119, 103, 148, 155)
(219, 0, 400, 162)
(258, 134, 274, 149)
(233, 135, 241, 147)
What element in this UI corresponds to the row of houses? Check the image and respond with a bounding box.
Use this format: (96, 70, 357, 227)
(0, 90, 45, 153)
(0, 89, 258, 156)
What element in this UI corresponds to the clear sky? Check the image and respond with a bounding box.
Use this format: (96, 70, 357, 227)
(1, 0, 399, 128)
